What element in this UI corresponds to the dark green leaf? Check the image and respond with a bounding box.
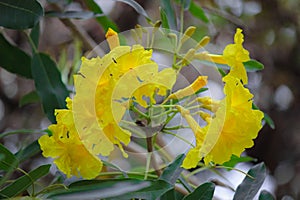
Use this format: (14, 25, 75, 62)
(0, 164, 50, 198)
(112, 179, 172, 200)
(45, 11, 104, 19)
(15, 140, 41, 162)
(85, 0, 118, 32)
(222, 155, 256, 169)
(31, 53, 69, 123)
(0, 33, 32, 79)
(159, 154, 185, 185)
(183, 182, 215, 200)
(113, 0, 150, 21)
(30, 22, 40, 51)
(243, 59, 264, 72)
(48, 179, 172, 200)
(259, 190, 275, 200)
(160, 188, 176, 200)
(19, 90, 40, 107)
(0, 144, 19, 171)
(161, 0, 177, 30)
(233, 163, 267, 200)
(189, 1, 209, 23)
(0, 0, 43, 29)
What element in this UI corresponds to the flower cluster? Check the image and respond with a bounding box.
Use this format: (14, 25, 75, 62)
(39, 28, 264, 179)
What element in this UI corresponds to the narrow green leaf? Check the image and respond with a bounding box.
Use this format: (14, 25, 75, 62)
(263, 112, 275, 129)
(160, 0, 177, 30)
(160, 188, 176, 200)
(0, 0, 43, 29)
(259, 190, 275, 200)
(159, 154, 185, 185)
(182, 0, 191, 10)
(189, 1, 209, 23)
(252, 104, 275, 129)
(222, 155, 256, 169)
(0, 33, 32, 79)
(183, 182, 215, 200)
(19, 90, 40, 107)
(0, 164, 50, 198)
(243, 59, 264, 72)
(30, 22, 40, 51)
(111, 180, 172, 200)
(31, 53, 69, 123)
(84, 0, 118, 32)
(15, 140, 41, 162)
(0, 144, 19, 171)
(113, 0, 150, 21)
(48, 179, 172, 200)
(45, 11, 104, 19)
(160, 7, 170, 30)
(102, 160, 128, 178)
(233, 163, 267, 200)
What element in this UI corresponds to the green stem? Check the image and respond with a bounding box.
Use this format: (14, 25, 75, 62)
(164, 125, 188, 130)
(0, 129, 44, 139)
(162, 130, 195, 147)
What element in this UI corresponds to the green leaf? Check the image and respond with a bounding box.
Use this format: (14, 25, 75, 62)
(160, 7, 170, 30)
(31, 53, 69, 123)
(0, 164, 50, 198)
(0, 33, 32, 79)
(48, 179, 172, 200)
(243, 59, 264, 72)
(189, 1, 209, 23)
(160, 188, 185, 200)
(182, 0, 191, 10)
(259, 190, 275, 200)
(113, 0, 151, 21)
(84, 0, 118, 32)
(263, 112, 275, 129)
(0, 0, 43, 30)
(30, 22, 40, 52)
(222, 155, 256, 169)
(183, 182, 215, 200)
(160, 0, 177, 30)
(15, 140, 41, 162)
(252, 104, 275, 129)
(159, 154, 185, 185)
(198, 59, 264, 72)
(19, 90, 40, 107)
(233, 163, 267, 200)
(0, 144, 19, 171)
(45, 11, 104, 19)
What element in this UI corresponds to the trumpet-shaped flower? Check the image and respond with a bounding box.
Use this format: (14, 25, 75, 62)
(39, 28, 177, 178)
(38, 98, 103, 179)
(223, 28, 250, 84)
(181, 28, 263, 168)
(181, 74, 263, 168)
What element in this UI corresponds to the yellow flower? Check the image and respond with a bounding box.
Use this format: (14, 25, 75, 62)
(223, 28, 250, 84)
(165, 76, 208, 102)
(113, 64, 177, 108)
(38, 98, 103, 179)
(73, 44, 162, 158)
(202, 75, 264, 164)
(180, 74, 263, 168)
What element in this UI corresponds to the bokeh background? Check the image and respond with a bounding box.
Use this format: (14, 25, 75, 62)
(0, 0, 299, 198)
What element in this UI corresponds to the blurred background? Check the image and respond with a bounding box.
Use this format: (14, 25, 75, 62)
(0, 0, 299, 198)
